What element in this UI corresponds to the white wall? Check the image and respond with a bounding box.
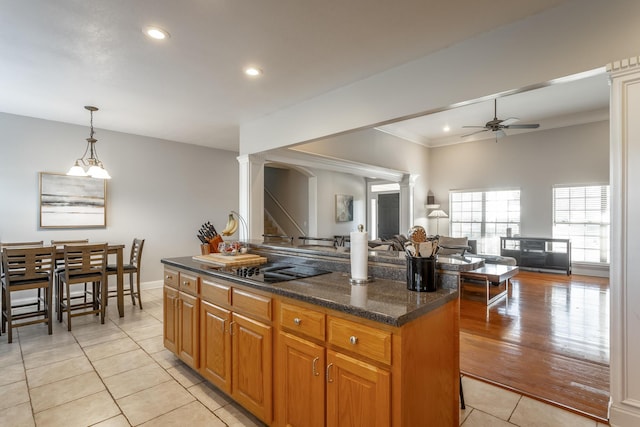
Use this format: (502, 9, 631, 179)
(0, 113, 239, 282)
(295, 128, 431, 227)
(264, 166, 309, 236)
(428, 120, 610, 237)
(312, 169, 366, 237)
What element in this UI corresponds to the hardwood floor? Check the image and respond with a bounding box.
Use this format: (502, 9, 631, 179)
(459, 270, 610, 423)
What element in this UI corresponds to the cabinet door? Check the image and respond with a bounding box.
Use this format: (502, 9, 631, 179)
(178, 291, 200, 368)
(326, 350, 390, 427)
(277, 332, 325, 427)
(200, 300, 231, 393)
(231, 312, 273, 423)
(163, 286, 179, 353)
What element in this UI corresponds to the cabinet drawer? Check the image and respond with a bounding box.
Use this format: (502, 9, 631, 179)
(232, 288, 272, 322)
(179, 272, 199, 296)
(201, 279, 231, 306)
(327, 316, 392, 365)
(280, 302, 325, 341)
(164, 268, 179, 289)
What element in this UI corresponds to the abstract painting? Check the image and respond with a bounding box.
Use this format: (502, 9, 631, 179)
(39, 172, 106, 228)
(335, 194, 353, 222)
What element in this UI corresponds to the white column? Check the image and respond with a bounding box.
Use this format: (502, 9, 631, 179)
(399, 174, 417, 234)
(609, 56, 640, 427)
(237, 154, 265, 240)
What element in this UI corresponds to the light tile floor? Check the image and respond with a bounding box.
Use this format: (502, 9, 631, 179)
(0, 287, 610, 426)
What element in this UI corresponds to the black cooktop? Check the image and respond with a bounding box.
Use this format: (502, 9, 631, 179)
(230, 262, 331, 284)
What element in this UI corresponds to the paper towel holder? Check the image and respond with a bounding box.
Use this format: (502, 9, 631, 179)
(349, 277, 374, 285)
(350, 224, 374, 284)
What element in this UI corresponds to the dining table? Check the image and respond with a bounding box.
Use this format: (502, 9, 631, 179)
(53, 243, 126, 318)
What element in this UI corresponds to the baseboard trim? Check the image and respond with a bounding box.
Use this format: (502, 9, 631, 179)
(141, 280, 163, 290)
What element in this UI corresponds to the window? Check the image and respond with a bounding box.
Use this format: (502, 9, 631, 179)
(449, 189, 520, 255)
(553, 185, 610, 263)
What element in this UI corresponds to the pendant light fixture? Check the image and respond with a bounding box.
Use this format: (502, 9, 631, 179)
(67, 106, 111, 179)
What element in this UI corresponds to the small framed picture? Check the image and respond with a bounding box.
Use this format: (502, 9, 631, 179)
(335, 194, 353, 222)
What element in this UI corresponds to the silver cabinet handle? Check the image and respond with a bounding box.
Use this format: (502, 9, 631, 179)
(349, 336, 358, 345)
(182, 281, 189, 286)
(326, 363, 334, 383)
(166, 274, 173, 280)
(294, 317, 301, 326)
(312, 357, 320, 376)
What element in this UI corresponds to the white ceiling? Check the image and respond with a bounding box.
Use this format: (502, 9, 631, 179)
(1, 0, 595, 152)
(376, 71, 610, 147)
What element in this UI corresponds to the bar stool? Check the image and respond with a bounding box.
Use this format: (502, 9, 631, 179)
(1, 246, 55, 343)
(51, 239, 89, 320)
(106, 238, 145, 309)
(0, 241, 45, 336)
(56, 243, 108, 331)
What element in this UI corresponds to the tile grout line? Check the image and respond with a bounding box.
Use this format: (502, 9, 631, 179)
(105, 293, 232, 426)
(507, 394, 524, 426)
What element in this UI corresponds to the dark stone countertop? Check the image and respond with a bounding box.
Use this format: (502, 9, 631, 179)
(161, 255, 459, 327)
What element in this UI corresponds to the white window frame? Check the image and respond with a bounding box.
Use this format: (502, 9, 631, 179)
(552, 184, 610, 264)
(449, 189, 521, 255)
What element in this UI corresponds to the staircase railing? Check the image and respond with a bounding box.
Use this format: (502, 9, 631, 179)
(264, 188, 305, 238)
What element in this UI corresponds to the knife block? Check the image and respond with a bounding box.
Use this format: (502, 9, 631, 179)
(200, 244, 211, 255)
(208, 235, 223, 253)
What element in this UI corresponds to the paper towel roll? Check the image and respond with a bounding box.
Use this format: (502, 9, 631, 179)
(350, 225, 368, 280)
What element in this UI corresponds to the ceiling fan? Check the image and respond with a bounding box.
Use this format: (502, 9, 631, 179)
(461, 98, 540, 141)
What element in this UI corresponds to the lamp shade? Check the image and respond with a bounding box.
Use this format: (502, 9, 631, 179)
(428, 209, 448, 218)
(67, 161, 88, 176)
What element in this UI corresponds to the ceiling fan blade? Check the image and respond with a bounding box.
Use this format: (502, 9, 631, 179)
(461, 129, 489, 138)
(462, 125, 487, 129)
(505, 123, 540, 129)
(500, 117, 519, 126)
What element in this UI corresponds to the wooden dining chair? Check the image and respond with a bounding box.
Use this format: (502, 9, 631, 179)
(1, 246, 55, 343)
(56, 243, 108, 331)
(0, 241, 45, 326)
(51, 239, 89, 317)
(106, 238, 145, 309)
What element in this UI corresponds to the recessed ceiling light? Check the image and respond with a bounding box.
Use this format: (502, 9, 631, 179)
(144, 26, 170, 40)
(443, 125, 450, 132)
(244, 67, 263, 77)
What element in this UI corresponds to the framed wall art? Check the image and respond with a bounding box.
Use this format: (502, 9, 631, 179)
(39, 172, 107, 228)
(335, 194, 354, 222)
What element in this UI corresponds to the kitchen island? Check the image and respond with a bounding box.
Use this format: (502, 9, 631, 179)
(161, 246, 480, 426)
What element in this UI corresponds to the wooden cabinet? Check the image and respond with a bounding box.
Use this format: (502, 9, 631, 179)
(327, 316, 392, 365)
(163, 268, 199, 368)
(276, 301, 391, 427)
(200, 300, 232, 393)
(178, 291, 199, 368)
(163, 286, 179, 353)
(278, 332, 325, 427)
(179, 274, 273, 423)
(231, 312, 273, 422)
(326, 350, 391, 427)
(163, 264, 459, 426)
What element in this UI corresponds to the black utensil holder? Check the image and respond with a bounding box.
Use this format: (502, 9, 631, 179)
(406, 256, 436, 292)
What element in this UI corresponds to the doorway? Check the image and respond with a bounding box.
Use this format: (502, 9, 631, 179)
(377, 193, 399, 240)
(369, 181, 400, 240)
